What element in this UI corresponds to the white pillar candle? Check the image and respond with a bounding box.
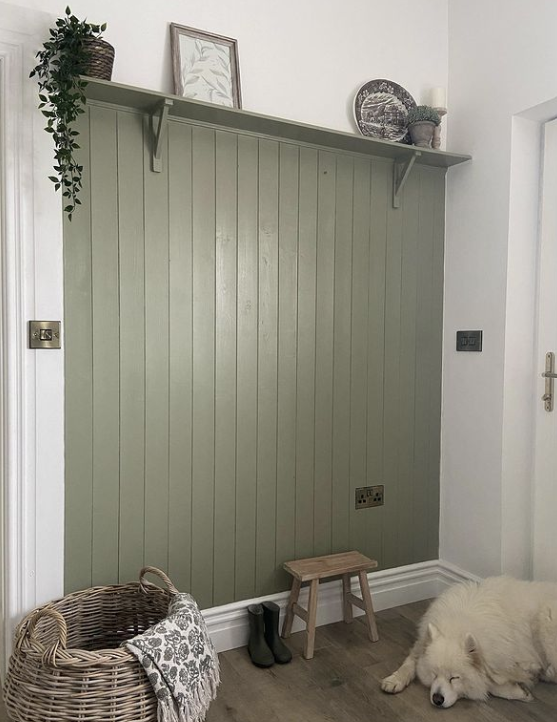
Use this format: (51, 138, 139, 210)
(430, 87, 446, 109)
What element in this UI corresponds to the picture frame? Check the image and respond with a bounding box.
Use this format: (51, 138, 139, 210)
(170, 23, 242, 109)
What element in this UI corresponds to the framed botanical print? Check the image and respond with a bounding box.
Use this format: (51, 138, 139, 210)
(170, 23, 242, 108)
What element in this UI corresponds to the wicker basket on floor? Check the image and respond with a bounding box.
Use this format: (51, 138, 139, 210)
(4, 566, 179, 722)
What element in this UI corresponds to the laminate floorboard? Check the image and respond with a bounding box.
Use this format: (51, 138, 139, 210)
(206, 600, 557, 722)
(2, 600, 557, 721)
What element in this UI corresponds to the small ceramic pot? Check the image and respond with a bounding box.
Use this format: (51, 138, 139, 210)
(408, 121, 436, 148)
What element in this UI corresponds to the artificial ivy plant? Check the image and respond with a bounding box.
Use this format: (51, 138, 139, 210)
(30, 7, 108, 220)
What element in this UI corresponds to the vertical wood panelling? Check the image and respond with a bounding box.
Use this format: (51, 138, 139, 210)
(65, 109, 447, 603)
(64, 110, 93, 592)
(295, 147, 318, 560)
(143, 117, 170, 575)
(191, 126, 216, 609)
(349, 157, 372, 558)
(428, 170, 446, 559)
(382, 170, 404, 570)
(275, 143, 299, 585)
(365, 160, 390, 567)
(331, 155, 354, 552)
(313, 151, 336, 558)
(235, 135, 259, 601)
(397, 170, 420, 565)
(213, 131, 238, 606)
(256, 139, 279, 597)
(168, 122, 193, 592)
(117, 111, 146, 583)
(413, 167, 437, 563)
(90, 105, 120, 586)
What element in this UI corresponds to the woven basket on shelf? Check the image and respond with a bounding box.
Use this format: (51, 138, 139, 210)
(81, 37, 115, 80)
(4, 566, 179, 722)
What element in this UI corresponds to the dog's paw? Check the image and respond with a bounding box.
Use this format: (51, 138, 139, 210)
(381, 673, 407, 694)
(518, 685, 534, 702)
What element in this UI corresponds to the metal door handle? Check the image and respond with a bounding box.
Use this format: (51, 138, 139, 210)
(542, 352, 555, 411)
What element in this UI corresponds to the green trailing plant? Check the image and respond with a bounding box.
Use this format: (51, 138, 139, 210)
(406, 105, 441, 126)
(30, 7, 107, 220)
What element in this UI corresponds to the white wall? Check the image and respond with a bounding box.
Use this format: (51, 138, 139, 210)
(7, 0, 552, 604)
(442, 0, 557, 578)
(3, 0, 448, 129)
(0, 0, 449, 636)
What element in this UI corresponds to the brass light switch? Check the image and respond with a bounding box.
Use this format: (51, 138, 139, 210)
(29, 321, 61, 349)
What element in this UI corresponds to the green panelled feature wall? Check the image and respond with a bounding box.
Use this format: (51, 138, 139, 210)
(64, 102, 445, 609)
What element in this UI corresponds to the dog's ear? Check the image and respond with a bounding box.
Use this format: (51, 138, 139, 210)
(464, 633, 477, 654)
(464, 633, 482, 667)
(426, 623, 441, 642)
(464, 632, 478, 654)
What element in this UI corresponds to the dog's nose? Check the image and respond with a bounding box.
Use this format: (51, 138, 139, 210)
(432, 693, 444, 707)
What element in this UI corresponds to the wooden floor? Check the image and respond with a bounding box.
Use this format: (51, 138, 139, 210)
(3, 600, 557, 721)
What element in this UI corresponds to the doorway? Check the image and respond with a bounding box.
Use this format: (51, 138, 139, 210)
(533, 117, 557, 582)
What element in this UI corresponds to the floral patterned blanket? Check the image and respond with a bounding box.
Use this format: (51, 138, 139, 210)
(126, 593, 220, 722)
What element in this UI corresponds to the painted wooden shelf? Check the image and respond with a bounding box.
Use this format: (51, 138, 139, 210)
(83, 77, 470, 207)
(84, 78, 470, 166)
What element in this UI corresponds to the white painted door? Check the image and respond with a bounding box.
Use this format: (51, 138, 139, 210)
(533, 117, 557, 581)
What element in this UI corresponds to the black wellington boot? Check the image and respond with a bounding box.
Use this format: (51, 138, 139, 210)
(247, 604, 275, 667)
(262, 601, 292, 664)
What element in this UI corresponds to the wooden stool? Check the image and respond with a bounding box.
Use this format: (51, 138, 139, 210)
(281, 551, 379, 659)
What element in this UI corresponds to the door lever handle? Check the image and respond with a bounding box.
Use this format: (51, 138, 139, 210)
(542, 352, 555, 411)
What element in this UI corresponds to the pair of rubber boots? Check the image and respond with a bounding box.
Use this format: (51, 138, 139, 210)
(247, 601, 292, 667)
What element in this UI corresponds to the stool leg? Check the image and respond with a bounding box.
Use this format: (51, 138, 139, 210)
(342, 574, 353, 624)
(282, 577, 301, 639)
(305, 579, 319, 660)
(358, 570, 379, 642)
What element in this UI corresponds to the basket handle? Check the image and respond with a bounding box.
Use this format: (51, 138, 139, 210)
(139, 566, 179, 595)
(16, 608, 68, 666)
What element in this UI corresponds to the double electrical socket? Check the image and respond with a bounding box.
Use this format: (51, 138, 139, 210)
(355, 485, 384, 509)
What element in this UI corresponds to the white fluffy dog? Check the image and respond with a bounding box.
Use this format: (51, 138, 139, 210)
(381, 577, 557, 708)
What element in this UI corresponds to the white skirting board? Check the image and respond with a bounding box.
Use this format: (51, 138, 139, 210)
(201, 559, 479, 653)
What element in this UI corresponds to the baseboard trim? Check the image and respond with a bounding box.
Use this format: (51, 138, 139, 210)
(202, 559, 477, 653)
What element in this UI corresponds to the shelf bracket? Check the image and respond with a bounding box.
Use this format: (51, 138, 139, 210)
(393, 151, 421, 208)
(150, 98, 174, 173)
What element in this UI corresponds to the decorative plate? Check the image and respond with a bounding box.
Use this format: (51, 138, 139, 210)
(354, 79, 416, 142)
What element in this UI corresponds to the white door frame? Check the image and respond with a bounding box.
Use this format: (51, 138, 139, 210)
(533, 116, 557, 581)
(0, 7, 65, 676)
(1, 32, 37, 678)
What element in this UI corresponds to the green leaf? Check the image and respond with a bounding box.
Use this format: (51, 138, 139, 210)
(65, 6, 71, 15)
